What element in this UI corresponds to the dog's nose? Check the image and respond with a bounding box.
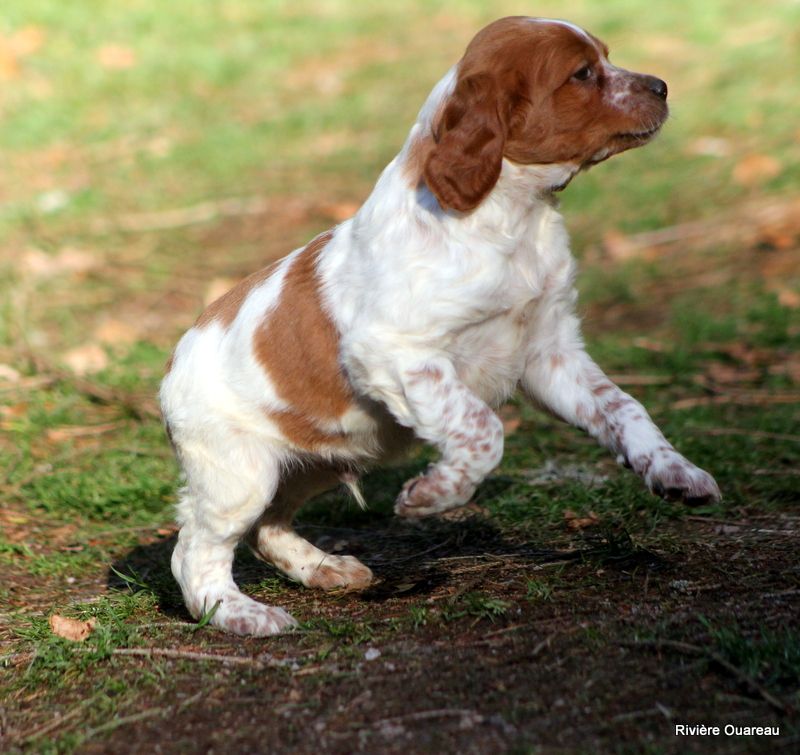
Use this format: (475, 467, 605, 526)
(645, 76, 668, 100)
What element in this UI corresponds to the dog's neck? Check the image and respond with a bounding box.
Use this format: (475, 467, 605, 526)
(355, 67, 577, 244)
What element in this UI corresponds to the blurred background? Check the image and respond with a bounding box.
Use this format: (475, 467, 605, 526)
(1, 0, 798, 363)
(1, 1, 799, 751)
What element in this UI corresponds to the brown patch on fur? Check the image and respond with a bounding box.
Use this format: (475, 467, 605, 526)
(604, 397, 629, 414)
(195, 263, 279, 329)
(254, 231, 354, 450)
(404, 133, 437, 190)
(164, 352, 175, 374)
(268, 409, 349, 450)
(592, 382, 614, 396)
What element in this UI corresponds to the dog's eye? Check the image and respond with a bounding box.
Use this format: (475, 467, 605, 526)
(572, 65, 593, 82)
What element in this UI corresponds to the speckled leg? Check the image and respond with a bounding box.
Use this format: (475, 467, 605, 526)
(392, 359, 504, 518)
(248, 466, 373, 590)
(170, 439, 298, 637)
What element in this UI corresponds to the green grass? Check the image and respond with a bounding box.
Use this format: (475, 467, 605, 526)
(1, 0, 799, 751)
(701, 618, 800, 695)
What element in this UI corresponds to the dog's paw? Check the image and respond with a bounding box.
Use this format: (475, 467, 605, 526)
(305, 555, 373, 590)
(394, 472, 474, 518)
(642, 451, 721, 505)
(202, 592, 298, 637)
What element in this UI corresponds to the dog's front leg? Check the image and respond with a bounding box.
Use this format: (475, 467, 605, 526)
(522, 341, 720, 504)
(391, 358, 504, 518)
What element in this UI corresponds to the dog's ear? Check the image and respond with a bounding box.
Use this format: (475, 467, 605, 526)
(423, 73, 508, 213)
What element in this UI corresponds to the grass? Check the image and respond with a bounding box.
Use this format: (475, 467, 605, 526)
(702, 618, 800, 696)
(1, 0, 800, 752)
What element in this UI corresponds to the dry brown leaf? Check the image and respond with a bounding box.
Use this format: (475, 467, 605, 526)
(602, 229, 638, 261)
(21, 248, 96, 279)
(0, 403, 28, 419)
(96, 44, 137, 70)
(733, 154, 782, 187)
(0, 364, 22, 382)
(0, 49, 19, 80)
(62, 344, 109, 375)
(9, 26, 46, 57)
(632, 338, 668, 353)
(563, 509, 600, 531)
(49, 615, 97, 642)
(94, 319, 141, 345)
(319, 201, 360, 222)
(775, 287, 800, 309)
(0, 26, 46, 80)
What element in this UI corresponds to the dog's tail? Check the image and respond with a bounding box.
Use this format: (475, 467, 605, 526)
(340, 471, 367, 510)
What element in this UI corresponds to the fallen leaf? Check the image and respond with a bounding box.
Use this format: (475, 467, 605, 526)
(0, 403, 28, 419)
(96, 44, 137, 70)
(775, 287, 800, 309)
(49, 615, 97, 642)
(632, 338, 667, 353)
(0, 49, 19, 80)
(0, 26, 46, 80)
(563, 509, 600, 531)
(94, 319, 141, 345)
(0, 364, 22, 382)
(9, 26, 46, 57)
(319, 201, 359, 222)
(21, 247, 96, 279)
(62, 344, 109, 375)
(602, 229, 638, 261)
(733, 154, 782, 187)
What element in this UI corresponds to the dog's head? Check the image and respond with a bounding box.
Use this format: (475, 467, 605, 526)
(422, 17, 669, 212)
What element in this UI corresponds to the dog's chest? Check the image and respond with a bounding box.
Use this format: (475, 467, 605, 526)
(448, 245, 573, 405)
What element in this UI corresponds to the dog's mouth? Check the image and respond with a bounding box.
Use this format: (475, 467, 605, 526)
(583, 124, 664, 168)
(616, 124, 663, 143)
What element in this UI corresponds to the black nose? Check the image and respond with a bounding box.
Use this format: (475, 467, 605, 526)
(645, 76, 668, 100)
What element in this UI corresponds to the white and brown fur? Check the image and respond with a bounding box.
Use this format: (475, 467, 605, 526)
(161, 17, 720, 636)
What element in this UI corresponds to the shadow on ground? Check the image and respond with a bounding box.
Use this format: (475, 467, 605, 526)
(108, 464, 669, 622)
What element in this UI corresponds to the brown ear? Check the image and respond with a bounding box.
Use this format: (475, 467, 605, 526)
(423, 73, 507, 213)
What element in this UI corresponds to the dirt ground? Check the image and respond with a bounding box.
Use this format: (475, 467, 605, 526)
(4, 501, 797, 754)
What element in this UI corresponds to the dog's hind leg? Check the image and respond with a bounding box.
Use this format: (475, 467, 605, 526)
(170, 434, 298, 637)
(248, 465, 373, 591)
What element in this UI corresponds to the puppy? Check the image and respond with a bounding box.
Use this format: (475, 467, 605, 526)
(161, 17, 720, 636)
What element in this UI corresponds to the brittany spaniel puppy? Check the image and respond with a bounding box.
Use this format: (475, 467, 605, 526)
(161, 17, 721, 636)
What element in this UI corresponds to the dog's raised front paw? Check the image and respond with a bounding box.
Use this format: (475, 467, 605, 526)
(394, 471, 475, 518)
(640, 450, 721, 505)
